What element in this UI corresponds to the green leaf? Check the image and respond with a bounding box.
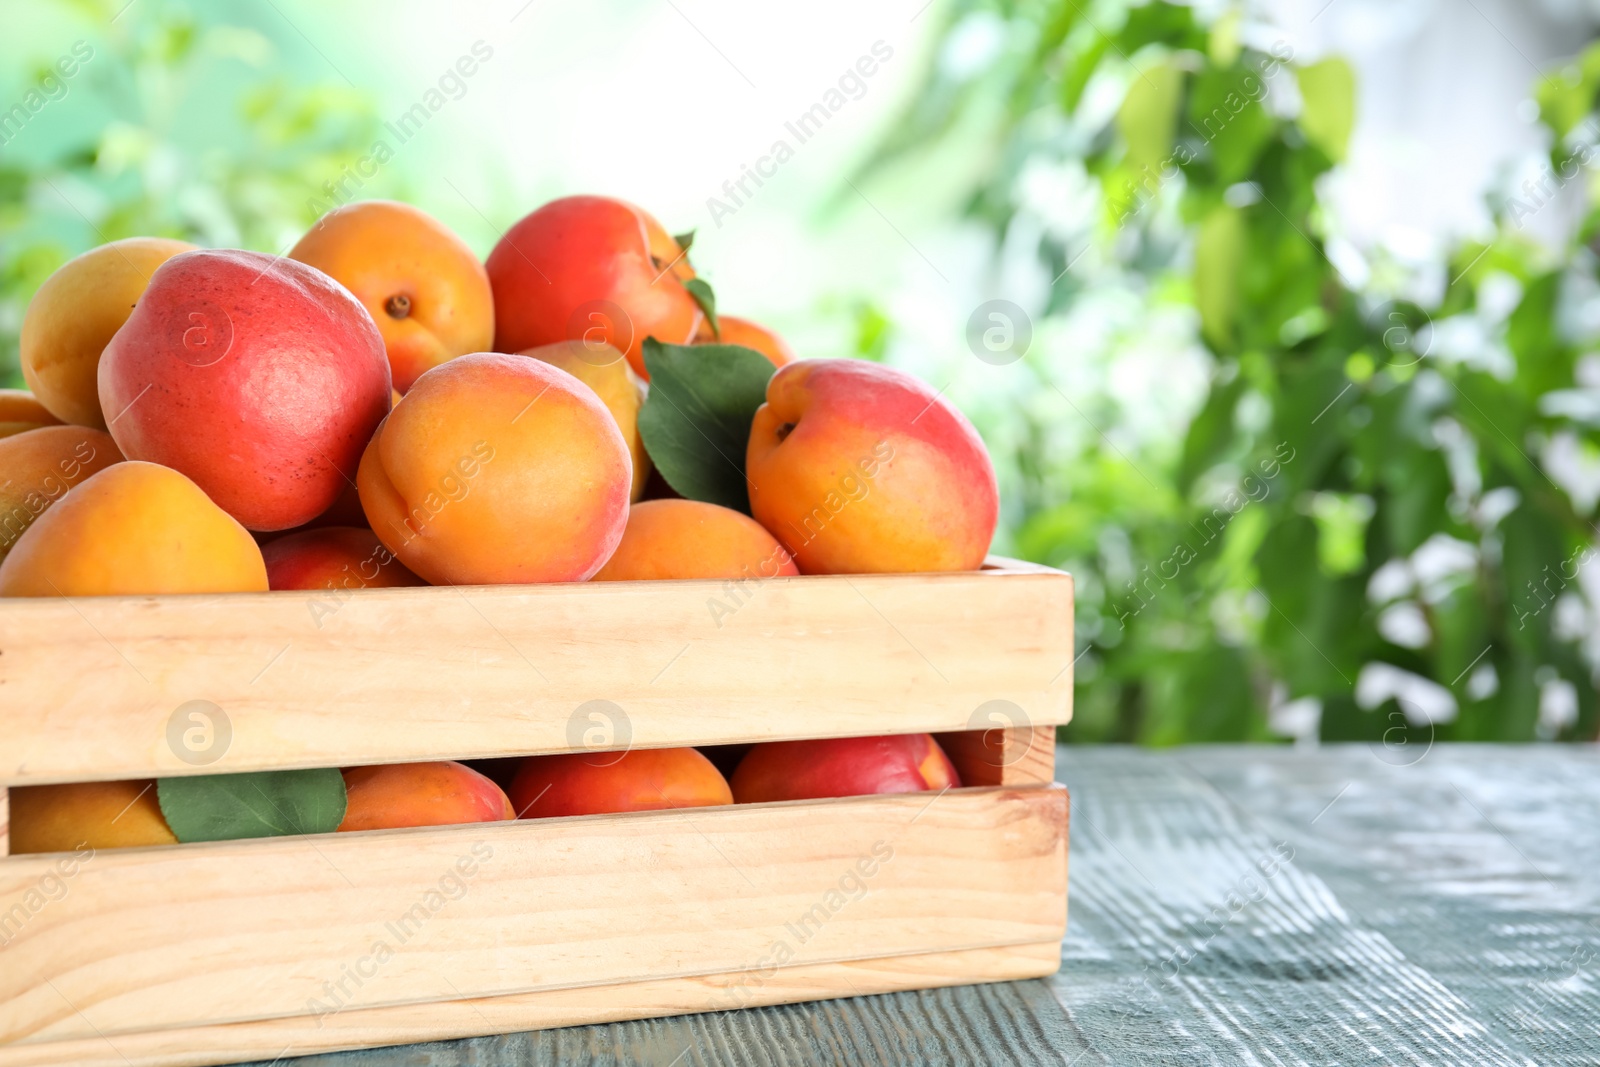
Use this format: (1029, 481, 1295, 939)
(1188, 66, 1275, 181)
(683, 277, 719, 338)
(1194, 205, 1244, 349)
(673, 229, 696, 254)
(158, 768, 347, 844)
(1117, 59, 1185, 172)
(638, 339, 774, 513)
(1296, 58, 1356, 162)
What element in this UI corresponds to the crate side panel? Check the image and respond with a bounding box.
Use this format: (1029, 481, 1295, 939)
(0, 567, 1073, 785)
(0, 786, 1067, 1045)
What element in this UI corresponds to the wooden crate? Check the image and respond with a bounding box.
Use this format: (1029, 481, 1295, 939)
(0, 559, 1072, 1067)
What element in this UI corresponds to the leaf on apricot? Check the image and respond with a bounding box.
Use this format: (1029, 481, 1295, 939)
(157, 768, 347, 844)
(638, 339, 774, 514)
(673, 229, 696, 254)
(683, 277, 719, 338)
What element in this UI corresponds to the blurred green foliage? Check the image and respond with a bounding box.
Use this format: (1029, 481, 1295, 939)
(887, 1, 1600, 743)
(0, 0, 388, 383)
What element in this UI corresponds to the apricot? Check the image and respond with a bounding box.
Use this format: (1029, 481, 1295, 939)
(0, 461, 268, 597)
(290, 201, 494, 393)
(699, 316, 795, 367)
(731, 734, 960, 803)
(592, 499, 798, 582)
(487, 196, 704, 379)
(10, 780, 176, 854)
(358, 353, 630, 585)
(261, 525, 424, 592)
(746, 359, 998, 574)
(522, 340, 652, 501)
(0, 389, 64, 438)
(98, 249, 392, 531)
(0, 426, 122, 565)
(509, 747, 732, 818)
(338, 761, 513, 832)
(20, 237, 196, 429)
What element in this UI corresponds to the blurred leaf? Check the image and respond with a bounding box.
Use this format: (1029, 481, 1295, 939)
(1295, 58, 1356, 162)
(1117, 59, 1184, 172)
(1195, 205, 1244, 348)
(1189, 65, 1275, 181)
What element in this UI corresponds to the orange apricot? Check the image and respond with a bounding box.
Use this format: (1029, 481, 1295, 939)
(508, 747, 732, 818)
(0, 389, 64, 439)
(10, 780, 176, 854)
(0, 461, 268, 597)
(357, 352, 631, 585)
(20, 237, 196, 428)
(700, 315, 795, 367)
(592, 499, 798, 582)
(338, 761, 514, 832)
(522, 341, 652, 502)
(261, 525, 424, 592)
(0, 426, 122, 566)
(730, 734, 960, 803)
(291, 201, 494, 393)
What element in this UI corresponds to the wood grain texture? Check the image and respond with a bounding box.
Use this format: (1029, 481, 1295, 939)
(1054, 745, 1600, 1067)
(0, 561, 1073, 786)
(0, 788, 7, 857)
(0, 942, 1063, 1067)
(0, 785, 1067, 1049)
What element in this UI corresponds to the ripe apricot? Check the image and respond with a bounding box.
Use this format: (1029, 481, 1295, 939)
(0, 390, 64, 439)
(730, 734, 961, 803)
(0, 426, 122, 565)
(592, 499, 798, 582)
(0, 461, 268, 597)
(20, 237, 196, 429)
(746, 359, 998, 574)
(290, 201, 494, 393)
(487, 196, 704, 380)
(699, 315, 795, 367)
(261, 525, 424, 592)
(338, 761, 514, 832)
(509, 747, 732, 818)
(522, 341, 652, 501)
(98, 249, 392, 531)
(358, 352, 630, 585)
(10, 780, 176, 853)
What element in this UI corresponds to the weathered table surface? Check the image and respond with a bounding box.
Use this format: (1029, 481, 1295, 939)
(251, 744, 1600, 1066)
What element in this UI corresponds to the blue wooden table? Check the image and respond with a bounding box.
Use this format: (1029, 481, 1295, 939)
(250, 744, 1600, 1065)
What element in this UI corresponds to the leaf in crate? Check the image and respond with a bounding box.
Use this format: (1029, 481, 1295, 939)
(638, 338, 775, 513)
(157, 768, 348, 843)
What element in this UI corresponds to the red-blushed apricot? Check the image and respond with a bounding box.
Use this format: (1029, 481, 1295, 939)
(521, 341, 652, 501)
(0, 426, 122, 566)
(98, 249, 392, 531)
(509, 748, 732, 818)
(261, 525, 424, 592)
(338, 761, 514, 832)
(10, 780, 176, 853)
(487, 196, 704, 380)
(0, 461, 268, 597)
(698, 315, 795, 367)
(730, 734, 960, 803)
(290, 201, 494, 393)
(746, 359, 998, 574)
(592, 499, 798, 582)
(20, 237, 197, 429)
(0, 389, 64, 439)
(357, 352, 630, 585)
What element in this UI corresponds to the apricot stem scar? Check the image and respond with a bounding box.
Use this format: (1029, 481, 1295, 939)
(385, 294, 412, 319)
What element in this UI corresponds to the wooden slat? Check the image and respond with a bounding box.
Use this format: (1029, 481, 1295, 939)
(937, 726, 1057, 787)
(0, 562, 1073, 786)
(0, 789, 7, 857)
(0, 941, 1062, 1067)
(0, 785, 1067, 1047)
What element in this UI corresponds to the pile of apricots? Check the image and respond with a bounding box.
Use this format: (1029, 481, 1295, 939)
(1, 195, 999, 854)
